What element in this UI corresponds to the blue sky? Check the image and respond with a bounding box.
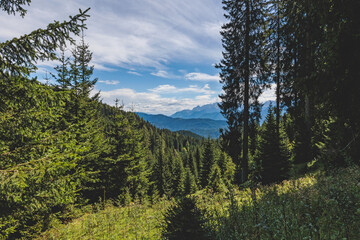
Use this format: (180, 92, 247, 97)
(0, 0, 275, 115)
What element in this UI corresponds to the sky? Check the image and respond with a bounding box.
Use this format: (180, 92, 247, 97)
(0, 0, 275, 115)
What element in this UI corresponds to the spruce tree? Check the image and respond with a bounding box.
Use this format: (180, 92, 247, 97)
(162, 196, 208, 240)
(218, 151, 235, 187)
(208, 164, 227, 193)
(52, 45, 71, 89)
(255, 107, 290, 184)
(184, 167, 198, 195)
(71, 32, 98, 98)
(200, 139, 215, 188)
(217, 0, 268, 183)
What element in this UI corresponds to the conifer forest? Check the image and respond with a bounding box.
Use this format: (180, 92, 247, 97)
(1, 0, 360, 239)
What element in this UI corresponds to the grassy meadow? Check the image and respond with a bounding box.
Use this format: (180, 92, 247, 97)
(39, 167, 360, 240)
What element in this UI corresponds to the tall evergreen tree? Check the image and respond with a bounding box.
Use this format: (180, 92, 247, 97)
(70, 32, 98, 98)
(52, 45, 71, 88)
(255, 107, 290, 184)
(184, 167, 198, 195)
(266, 0, 285, 134)
(208, 164, 227, 193)
(200, 140, 215, 188)
(217, 0, 268, 183)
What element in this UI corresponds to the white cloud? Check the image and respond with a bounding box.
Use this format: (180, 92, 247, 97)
(128, 71, 142, 76)
(259, 84, 276, 103)
(97, 87, 218, 115)
(185, 72, 220, 82)
(99, 80, 120, 85)
(151, 70, 172, 78)
(0, 0, 225, 70)
(149, 84, 215, 94)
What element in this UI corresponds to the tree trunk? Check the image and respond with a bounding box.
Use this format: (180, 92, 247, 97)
(242, 0, 250, 183)
(276, 0, 281, 136)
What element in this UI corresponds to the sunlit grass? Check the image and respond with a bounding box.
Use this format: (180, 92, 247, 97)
(39, 199, 173, 240)
(39, 167, 360, 240)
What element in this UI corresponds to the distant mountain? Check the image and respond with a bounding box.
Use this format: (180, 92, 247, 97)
(138, 100, 279, 139)
(137, 113, 227, 138)
(171, 103, 225, 120)
(171, 100, 276, 123)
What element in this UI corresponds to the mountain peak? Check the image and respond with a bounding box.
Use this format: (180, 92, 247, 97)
(171, 102, 223, 120)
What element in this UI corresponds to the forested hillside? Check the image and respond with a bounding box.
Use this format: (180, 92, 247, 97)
(1, 0, 360, 239)
(1, 74, 236, 238)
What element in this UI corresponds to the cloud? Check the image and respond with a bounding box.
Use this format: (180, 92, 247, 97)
(0, 0, 225, 70)
(259, 84, 276, 103)
(99, 80, 120, 85)
(151, 70, 172, 78)
(149, 84, 215, 94)
(128, 71, 142, 76)
(97, 87, 219, 115)
(185, 72, 220, 82)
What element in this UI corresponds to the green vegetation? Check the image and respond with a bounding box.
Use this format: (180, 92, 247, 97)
(199, 167, 360, 239)
(38, 167, 360, 239)
(1, 0, 360, 239)
(39, 199, 173, 240)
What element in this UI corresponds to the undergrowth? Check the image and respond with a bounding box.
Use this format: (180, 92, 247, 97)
(39, 167, 360, 240)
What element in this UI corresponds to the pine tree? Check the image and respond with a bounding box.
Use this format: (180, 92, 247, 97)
(162, 196, 208, 240)
(184, 167, 198, 195)
(172, 151, 186, 196)
(52, 45, 71, 88)
(208, 164, 227, 193)
(153, 137, 173, 196)
(70, 32, 98, 98)
(217, 0, 268, 183)
(200, 140, 215, 188)
(266, 0, 286, 134)
(218, 151, 235, 187)
(255, 107, 290, 184)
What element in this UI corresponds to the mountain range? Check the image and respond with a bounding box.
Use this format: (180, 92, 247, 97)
(137, 112, 227, 138)
(137, 100, 276, 138)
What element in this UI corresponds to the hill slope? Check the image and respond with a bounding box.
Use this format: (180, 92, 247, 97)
(41, 167, 360, 239)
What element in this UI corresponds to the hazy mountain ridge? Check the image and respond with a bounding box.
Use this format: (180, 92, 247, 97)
(137, 100, 278, 138)
(137, 113, 227, 138)
(171, 103, 225, 120)
(171, 101, 276, 122)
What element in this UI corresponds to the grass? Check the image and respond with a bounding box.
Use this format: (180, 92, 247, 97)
(197, 166, 360, 239)
(39, 166, 360, 240)
(39, 199, 173, 240)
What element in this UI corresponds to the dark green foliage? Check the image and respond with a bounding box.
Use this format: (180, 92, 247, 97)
(2, 0, 360, 238)
(0, 0, 31, 17)
(0, 77, 86, 238)
(0, 8, 89, 77)
(184, 167, 198, 195)
(255, 107, 290, 184)
(52, 46, 71, 88)
(218, 152, 235, 187)
(200, 140, 215, 188)
(162, 196, 208, 240)
(217, 0, 269, 183)
(208, 164, 226, 193)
